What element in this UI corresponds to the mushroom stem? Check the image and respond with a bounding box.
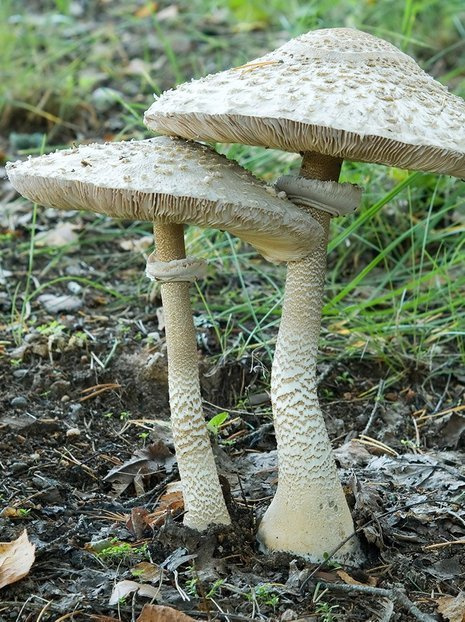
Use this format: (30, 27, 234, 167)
(154, 222, 231, 530)
(257, 152, 362, 562)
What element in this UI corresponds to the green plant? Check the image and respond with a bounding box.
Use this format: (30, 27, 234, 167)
(97, 539, 148, 562)
(246, 583, 280, 608)
(206, 579, 225, 599)
(207, 412, 230, 436)
(315, 601, 340, 622)
(313, 583, 339, 621)
(36, 320, 65, 336)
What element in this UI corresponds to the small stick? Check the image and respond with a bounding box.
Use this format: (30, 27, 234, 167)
(415, 403, 465, 422)
(316, 582, 436, 622)
(80, 383, 121, 401)
(362, 379, 385, 436)
(358, 435, 399, 457)
(424, 538, 465, 550)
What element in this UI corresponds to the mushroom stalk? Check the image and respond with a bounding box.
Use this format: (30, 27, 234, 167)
(154, 222, 231, 530)
(258, 153, 362, 562)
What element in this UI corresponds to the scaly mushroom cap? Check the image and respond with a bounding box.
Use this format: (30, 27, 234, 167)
(6, 137, 323, 263)
(145, 28, 465, 177)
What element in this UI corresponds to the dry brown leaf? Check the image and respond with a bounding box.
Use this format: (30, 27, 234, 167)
(126, 507, 151, 538)
(137, 604, 195, 622)
(148, 487, 184, 527)
(104, 442, 176, 496)
(134, 2, 158, 18)
(0, 530, 35, 589)
(437, 593, 465, 622)
(336, 569, 377, 587)
(131, 561, 162, 582)
(108, 579, 159, 605)
(0, 507, 31, 519)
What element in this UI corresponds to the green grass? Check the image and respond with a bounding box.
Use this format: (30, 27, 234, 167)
(2, 0, 465, 393)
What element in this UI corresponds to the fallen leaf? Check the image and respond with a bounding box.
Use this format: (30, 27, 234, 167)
(104, 442, 176, 496)
(0, 530, 35, 589)
(108, 579, 159, 605)
(147, 485, 184, 527)
(336, 569, 377, 587)
(161, 548, 196, 573)
(131, 561, 162, 582)
(437, 592, 465, 622)
(137, 604, 195, 622)
(334, 440, 372, 468)
(442, 414, 465, 448)
(35, 222, 79, 248)
(0, 507, 32, 519)
(126, 507, 151, 538)
(134, 2, 158, 18)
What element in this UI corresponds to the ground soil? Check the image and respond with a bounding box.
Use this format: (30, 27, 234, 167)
(1, 218, 464, 621)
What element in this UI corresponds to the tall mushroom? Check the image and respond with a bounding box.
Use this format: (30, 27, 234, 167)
(6, 136, 323, 531)
(144, 28, 465, 559)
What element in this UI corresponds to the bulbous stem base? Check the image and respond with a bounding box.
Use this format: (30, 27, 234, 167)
(258, 153, 363, 563)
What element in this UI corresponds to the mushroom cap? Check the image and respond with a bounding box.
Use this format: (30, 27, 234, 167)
(144, 28, 465, 177)
(6, 137, 323, 263)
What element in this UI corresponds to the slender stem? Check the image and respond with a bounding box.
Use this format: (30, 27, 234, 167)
(154, 222, 230, 529)
(258, 152, 361, 561)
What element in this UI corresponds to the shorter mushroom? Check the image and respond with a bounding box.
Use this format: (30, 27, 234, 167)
(7, 136, 323, 531)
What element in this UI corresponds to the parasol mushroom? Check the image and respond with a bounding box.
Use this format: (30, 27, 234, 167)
(6, 136, 323, 531)
(144, 28, 465, 560)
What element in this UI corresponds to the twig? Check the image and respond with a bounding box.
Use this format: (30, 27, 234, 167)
(80, 382, 121, 402)
(316, 582, 436, 622)
(185, 611, 250, 621)
(362, 379, 385, 436)
(424, 538, 465, 550)
(54, 613, 84, 622)
(415, 402, 465, 422)
(358, 434, 399, 457)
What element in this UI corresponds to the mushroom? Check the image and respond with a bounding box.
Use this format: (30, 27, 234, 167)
(6, 136, 323, 531)
(144, 28, 465, 559)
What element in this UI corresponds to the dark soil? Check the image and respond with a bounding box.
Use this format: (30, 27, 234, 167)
(1, 223, 464, 621)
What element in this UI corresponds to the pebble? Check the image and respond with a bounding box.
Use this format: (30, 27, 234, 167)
(11, 396, 27, 408)
(66, 427, 81, 438)
(69, 403, 82, 416)
(61, 395, 70, 403)
(13, 369, 28, 379)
